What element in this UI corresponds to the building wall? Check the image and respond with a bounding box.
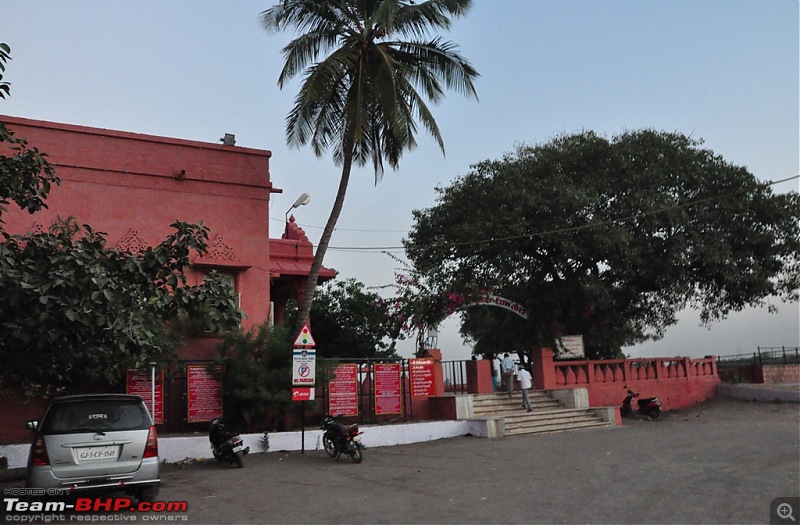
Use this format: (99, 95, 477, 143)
(1, 115, 277, 359)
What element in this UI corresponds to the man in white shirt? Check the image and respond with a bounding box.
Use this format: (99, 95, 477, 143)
(516, 364, 533, 411)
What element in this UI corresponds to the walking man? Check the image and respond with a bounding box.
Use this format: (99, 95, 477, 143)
(501, 353, 515, 397)
(517, 363, 533, 412)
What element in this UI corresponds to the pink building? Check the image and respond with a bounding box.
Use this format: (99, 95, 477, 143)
(1, 115, 334, 440)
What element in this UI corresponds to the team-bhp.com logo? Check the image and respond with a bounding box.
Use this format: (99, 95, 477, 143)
(3, 492, 188, 522)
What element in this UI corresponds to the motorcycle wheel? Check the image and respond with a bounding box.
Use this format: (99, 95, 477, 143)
(650, 408, 661, 420)
(234, 450, 244, 468)
(322, 435, 337, 458)
(350, 443, 363, 464)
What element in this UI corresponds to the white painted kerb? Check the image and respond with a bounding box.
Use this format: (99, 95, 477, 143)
(1, 420, 492, 469)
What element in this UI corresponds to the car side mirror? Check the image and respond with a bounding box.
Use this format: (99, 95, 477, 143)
(26, 420, 39, 431)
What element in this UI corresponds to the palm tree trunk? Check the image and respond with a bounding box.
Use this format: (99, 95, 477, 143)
(293, 146, 354, 338)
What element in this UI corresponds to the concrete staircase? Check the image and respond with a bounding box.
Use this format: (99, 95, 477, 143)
(472, 391, 612, 436)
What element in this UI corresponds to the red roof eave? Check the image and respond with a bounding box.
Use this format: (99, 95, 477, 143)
(270, 259, 336, 281)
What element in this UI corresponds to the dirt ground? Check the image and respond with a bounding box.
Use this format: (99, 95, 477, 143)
(2, 397, 799, 524)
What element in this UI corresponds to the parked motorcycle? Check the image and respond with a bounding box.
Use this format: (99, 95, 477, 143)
(621, 387, 662, 419)
(320, 415, 364, 463)
(209, 418, 249, 468)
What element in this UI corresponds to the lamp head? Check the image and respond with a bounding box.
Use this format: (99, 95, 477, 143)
(291, 193, 310, 209)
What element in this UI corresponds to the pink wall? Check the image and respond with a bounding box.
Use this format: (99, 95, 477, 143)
(532, 347, 720, 411)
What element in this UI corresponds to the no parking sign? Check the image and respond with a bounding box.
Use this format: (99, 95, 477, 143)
(292, 347, 316, 386)
(292, 324, 316, 401)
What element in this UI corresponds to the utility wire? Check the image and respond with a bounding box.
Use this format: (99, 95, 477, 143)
(283, 174, 800, 253)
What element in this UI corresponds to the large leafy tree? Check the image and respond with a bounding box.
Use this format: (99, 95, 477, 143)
(261, 0, 479, 335)
(405, 130, 800, 359)
(0, 219, 243, 396)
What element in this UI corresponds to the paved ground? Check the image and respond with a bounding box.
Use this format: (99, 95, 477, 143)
(2, 397, 798, 524)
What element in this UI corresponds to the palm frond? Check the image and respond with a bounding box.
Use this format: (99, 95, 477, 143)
(264, 0, 477, 176)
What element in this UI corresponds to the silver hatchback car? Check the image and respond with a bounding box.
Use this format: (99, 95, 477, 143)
(25, 394, 160, 501)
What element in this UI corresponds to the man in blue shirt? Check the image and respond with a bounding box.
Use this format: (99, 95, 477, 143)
(501, 353, 515, 397)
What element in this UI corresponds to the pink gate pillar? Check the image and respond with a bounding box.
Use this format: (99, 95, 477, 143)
(466, 359, 494, 394)
(531, 347, 557, 390)
(426, 348, 446, 397)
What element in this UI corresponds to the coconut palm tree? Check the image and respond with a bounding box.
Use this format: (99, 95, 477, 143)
(261, 0, 479, 336)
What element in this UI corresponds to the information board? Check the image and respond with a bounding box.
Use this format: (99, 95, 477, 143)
(374, 363, 402, 415)
(410, 357, 436, 398)
(556, 335, 585, 359)
(187, 364, 224, 423)
(125, 369, 164, 424)
(292, 348, 316, 387)
(328, 364, 359, 417)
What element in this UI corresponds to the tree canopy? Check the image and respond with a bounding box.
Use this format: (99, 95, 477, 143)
(260, 0, 479, 334)
(0, 43, 60, 219)
(0, 219, 243, 395)
(404, 130, 800, 359)
(308, 278, 399, 359)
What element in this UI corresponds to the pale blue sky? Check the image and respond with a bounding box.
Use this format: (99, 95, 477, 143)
(3, 0, 798, 360)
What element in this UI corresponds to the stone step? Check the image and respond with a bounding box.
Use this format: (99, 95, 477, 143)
(469, 390, 612, 436)
(474, 393, 556, 407)
(474, 399, 558, 410)
(505, 413, 603, 430)
(474, 405, 562, 418)
(503, 408, 602, 423)
(505, 419, 611, 436)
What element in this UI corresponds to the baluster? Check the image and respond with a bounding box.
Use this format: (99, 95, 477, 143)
(565, 366, 577, 385)
(576, 365, 588, 384)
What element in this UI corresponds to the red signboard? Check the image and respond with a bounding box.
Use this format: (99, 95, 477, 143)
(125, 369, 164, 424)
(292, 387, 313, 401)
(328, 364, 359, 417)
(374, 363, 402, 415)
(187, 364, 224, 423)
(410, 357, 436, 398)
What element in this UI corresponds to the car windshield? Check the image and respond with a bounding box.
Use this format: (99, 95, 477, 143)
(42, 399, 150, 434)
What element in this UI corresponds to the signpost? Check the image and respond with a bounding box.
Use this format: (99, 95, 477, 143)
(292, 323, 317, 453)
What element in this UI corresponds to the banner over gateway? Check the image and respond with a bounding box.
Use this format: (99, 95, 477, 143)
(465, 294, 530, 319)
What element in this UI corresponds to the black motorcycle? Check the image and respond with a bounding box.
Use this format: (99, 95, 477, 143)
(209, 418, 249, 468)
(320, 415, 364, 463)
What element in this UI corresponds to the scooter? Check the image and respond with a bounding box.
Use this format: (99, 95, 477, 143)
(320, 415, 364, 464)
(209, 418, 249, 468)
(621, 386, 662, 419)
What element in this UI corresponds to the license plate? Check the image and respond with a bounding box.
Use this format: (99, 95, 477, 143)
(232, 444, 243, 453)
(77, 445, 118, 461)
